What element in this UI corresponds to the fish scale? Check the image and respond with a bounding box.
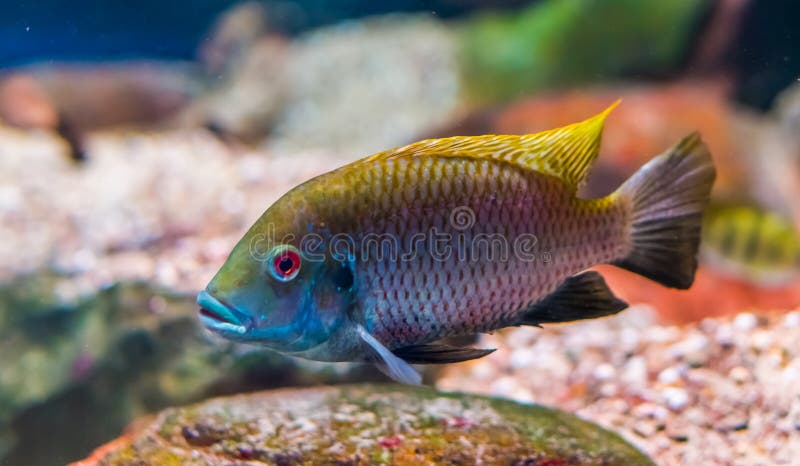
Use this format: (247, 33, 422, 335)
(351, 156, 627, 347)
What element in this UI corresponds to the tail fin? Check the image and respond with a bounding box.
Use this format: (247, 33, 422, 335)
(613, 132, 716, 289)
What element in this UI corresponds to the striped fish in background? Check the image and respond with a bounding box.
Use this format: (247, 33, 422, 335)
(702, 203, 800, 286)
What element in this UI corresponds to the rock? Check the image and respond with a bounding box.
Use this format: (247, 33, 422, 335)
(190, 14, 461, 152)
(183, 36, 291, 144)
(268, 15, 460, 156)
(75, 384, 654, 466)
(198, 1, 270, 76)
(599, 264, 800, 324)
(661, 387, 690, 411)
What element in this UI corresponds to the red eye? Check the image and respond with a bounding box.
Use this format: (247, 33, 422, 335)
(269, 246, 301, 282)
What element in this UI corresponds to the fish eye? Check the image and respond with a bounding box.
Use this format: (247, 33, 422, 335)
(267, 245, 302, 282)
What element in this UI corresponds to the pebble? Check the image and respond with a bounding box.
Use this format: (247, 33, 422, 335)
(662, 387, 690, 410)
(729, 366, 751, 384)
(598, 382, 618, 398)
(621, 356, 648, 387)
(733, 313, 758, 331)
(669, 333, 709, 366)
(618, 327, 641, 352)
(488, 376, 517, 397)
(714, 324, 735, 347)
(633, 420, 657, 437)
(751, 329, 773, 350)
(657, 366, 682, 385)
(592, 363, 616, 381)
(469, 360, 495, 381)
(508, 348, 537, 369)
(632, 402, 669, 421)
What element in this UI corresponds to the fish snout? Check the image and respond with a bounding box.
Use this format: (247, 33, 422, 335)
(197, 290, 250, 336)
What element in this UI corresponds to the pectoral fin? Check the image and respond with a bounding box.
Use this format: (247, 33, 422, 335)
(356, 324, 421, 385)
(520, 271, 628, 326)
(393, 343, 495, 364)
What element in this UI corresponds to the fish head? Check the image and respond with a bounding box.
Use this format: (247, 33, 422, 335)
(198, 207, 356, 354)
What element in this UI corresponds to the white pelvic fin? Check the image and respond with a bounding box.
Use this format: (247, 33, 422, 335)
(356, 324, 421, 385)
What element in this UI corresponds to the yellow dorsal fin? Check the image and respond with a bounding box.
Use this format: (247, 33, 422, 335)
(361, 100, 618, 190)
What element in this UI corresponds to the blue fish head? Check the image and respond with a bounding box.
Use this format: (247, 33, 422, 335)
(198, 235, 356, 354)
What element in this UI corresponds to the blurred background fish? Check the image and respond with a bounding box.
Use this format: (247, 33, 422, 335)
(701, 203, 800, 285)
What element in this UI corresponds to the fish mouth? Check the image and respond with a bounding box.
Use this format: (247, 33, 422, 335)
(197, 290, 248, 335)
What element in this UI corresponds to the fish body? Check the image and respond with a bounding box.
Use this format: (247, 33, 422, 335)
(323, 157, 624, 349)
(702, 203, 800, 285)
(198, 104, 716, 383)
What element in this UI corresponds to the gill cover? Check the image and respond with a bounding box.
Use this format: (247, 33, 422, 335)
(202, 234, 357, 354)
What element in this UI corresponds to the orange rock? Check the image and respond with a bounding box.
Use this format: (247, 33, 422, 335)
(492, 81, 744, 197)
(596, 265, 800, 324)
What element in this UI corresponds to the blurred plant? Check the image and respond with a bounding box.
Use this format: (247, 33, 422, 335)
(459, 0, 709, 103)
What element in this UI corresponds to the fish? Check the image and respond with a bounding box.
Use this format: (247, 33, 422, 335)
(702, 203, 800, 285)
(198, 103, 716, 384)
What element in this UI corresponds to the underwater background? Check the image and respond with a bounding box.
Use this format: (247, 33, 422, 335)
(1, 1, 800, 464)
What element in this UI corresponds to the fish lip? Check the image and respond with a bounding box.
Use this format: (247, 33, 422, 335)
(197, 290, 249, 335)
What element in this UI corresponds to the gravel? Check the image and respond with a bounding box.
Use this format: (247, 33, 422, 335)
(438, 308, 800, 465)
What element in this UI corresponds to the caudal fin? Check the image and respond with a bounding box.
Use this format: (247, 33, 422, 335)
(613, 133, 716, 289)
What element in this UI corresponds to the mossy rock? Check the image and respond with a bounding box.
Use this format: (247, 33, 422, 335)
(80, 384, 653, 466)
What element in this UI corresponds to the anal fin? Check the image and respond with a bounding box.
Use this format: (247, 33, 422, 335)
(393, 343, 496, 364)
(520, 271, 628, 326)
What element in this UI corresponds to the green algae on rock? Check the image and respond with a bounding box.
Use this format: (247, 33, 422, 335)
(79, 384, 654, 466)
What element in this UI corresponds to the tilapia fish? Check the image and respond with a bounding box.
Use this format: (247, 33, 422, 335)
(198, 103, 716, 384)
